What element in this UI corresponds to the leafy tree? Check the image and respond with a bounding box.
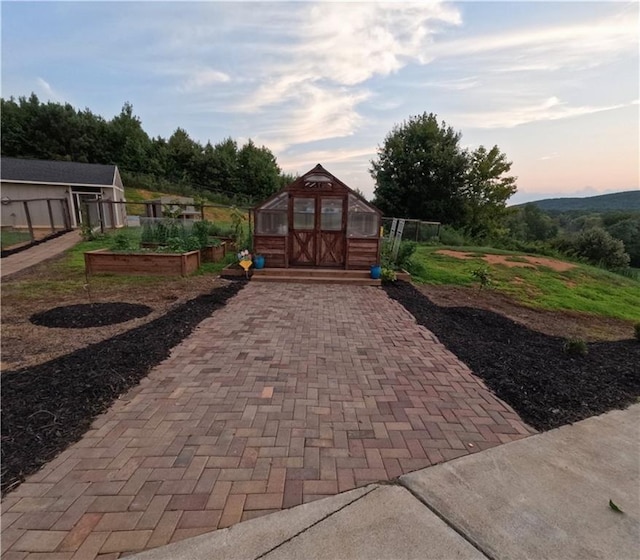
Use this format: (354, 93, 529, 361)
(570, 227, 630, 269)
(607, 218, 640, 267)
(371, 113, 468, 224)
(107, 102, 151, 172)
(237, 140, 281, 200)
(462, 145, 517, 237)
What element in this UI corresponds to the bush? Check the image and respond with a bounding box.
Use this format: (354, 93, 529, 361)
(563, 338, 588, 356)
(471, 267, 492, 289)
(109, 232, 134, 252)
(564, 228, 630, 269)
(439, 225, 469, 246)
(396, 241, 417, 269)
(381, 267, 397, 283)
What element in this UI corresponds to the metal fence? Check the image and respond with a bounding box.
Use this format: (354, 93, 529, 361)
(1, 198, 72, 254)
(381, 217, 441, 242)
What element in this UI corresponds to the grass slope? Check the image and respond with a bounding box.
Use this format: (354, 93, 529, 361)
(409, 245, 640, 322)
(124, 187, 237, 224)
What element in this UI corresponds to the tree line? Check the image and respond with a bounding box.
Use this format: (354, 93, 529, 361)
(369, 112, 638, 270)
(1, 94, 294, 204)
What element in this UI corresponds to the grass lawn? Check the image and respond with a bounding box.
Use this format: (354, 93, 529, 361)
(1, 230, 33, 249)
(409, 245, 640, 322)
(8, 229, 233, 299)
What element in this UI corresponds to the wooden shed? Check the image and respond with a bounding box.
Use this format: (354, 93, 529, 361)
(253, 164, 382, 269)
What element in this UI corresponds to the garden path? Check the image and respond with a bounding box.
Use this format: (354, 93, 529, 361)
(1, 282, 534, 559)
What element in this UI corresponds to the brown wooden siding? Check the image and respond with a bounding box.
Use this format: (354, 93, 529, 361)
(254, 235, 287, 268)
(85, 249, 200, 276)
(345, 238, 381, 270)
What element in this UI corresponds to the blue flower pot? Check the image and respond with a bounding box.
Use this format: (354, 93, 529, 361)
(254, 255, 265, 269)
(370, 264, 382, 279)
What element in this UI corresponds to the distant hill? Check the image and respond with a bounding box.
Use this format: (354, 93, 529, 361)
(522, 191, 640, 213)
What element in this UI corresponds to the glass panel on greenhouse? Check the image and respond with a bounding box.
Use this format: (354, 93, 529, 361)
(293, 198, 315, 229)
(347, 194, 378, 237)
(321, 199, 342, 231)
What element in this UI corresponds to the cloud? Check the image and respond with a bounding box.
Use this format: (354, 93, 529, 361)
(433, 11, 637, 72)
(178, 68, 230, 92)
(36, 77, 63, 101)
(232, 2, 461, 149)
(459, 96, 629, 129)
(278, 147, 376, 171)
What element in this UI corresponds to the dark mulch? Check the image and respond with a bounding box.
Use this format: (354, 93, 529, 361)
(30, 303, 153, 329)
(1, 281, 246, 496)
(385, 281, 640, 432)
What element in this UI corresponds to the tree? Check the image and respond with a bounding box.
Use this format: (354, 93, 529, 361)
(571, 227, 630, 269)
(107, 102, 151, 173)
(462, 145, 517, 237)
(607, 218, 640, 267)
(237, 140, 281, 200)
(371, 113, 468, 224)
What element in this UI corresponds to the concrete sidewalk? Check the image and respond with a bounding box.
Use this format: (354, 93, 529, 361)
(0, 230, 81, 278)
(132, 403, 640, 560)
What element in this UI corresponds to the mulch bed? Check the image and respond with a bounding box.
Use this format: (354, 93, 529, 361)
(385, 281, 640, 432)
(1, 281, 246, 496)
(30, 303, 153, 328)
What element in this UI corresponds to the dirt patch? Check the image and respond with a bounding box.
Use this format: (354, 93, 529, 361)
(30, 302, 152, 329)
(436, 250, 576, 272)
(417, 284, 634, 341)
(385, 282, 640, 432)
(1, 281, 246, 496)
(1, 254, 227, 371)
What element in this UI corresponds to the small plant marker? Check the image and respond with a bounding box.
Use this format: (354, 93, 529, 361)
(609, 499, 624, 514)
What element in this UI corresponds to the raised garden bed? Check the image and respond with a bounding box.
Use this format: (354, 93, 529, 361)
(221, 262, 252, 278)
(85, 249, 201, 277)
(200, 242, 226, 263)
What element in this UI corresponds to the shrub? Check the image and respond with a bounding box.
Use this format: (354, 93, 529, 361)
(381, 267, 397, 283)
(565, 228, 630, 269)
(563, 338, 588, 356)
(109, 232, 134, 252)
(471, 267, 492, 289)
(396, 241, 418, 269)
(439, 225, 469, 246)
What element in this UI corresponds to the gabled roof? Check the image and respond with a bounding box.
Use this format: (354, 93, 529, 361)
(0, 157, 117, 187)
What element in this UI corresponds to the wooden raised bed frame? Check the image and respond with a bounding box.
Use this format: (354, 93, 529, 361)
(85, 249, 201, 277)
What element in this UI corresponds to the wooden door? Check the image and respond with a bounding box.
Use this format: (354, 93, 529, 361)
(318, 197, 346, 267)
(290, 197, 316, 266)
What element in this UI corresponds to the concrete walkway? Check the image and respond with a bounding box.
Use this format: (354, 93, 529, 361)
(0, 230, 82, 278)
(130, 403, 640, 560)
(0, 283, 533, 558)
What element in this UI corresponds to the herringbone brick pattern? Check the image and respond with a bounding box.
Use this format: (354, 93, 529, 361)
(1, 283, 534, 558)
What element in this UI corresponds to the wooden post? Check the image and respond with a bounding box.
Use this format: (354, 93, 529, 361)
(200, 204, 205, 221)
(108, 201, 115, 229)
(62, 198, 72, 230)
(23, 201, 35, 242)
(46, 199, 56, 233)
(97, 201, 105, 234)
(415, 220, 419, 241)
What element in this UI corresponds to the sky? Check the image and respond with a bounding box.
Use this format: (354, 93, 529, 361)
(1, 1, 638, 203)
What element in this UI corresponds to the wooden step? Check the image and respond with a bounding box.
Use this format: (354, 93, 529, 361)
(252, 268, 371, 279)
(251, 274, 381, 286)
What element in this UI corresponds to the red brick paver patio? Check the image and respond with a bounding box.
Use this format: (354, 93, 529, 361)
(1, 283, 535, 558)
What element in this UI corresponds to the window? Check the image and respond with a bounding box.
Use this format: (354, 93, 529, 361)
(321, 199, 342, 230)
(347, 194, 378, 237)
(293, 198, 315, 229)
(256, 192, 288, 235)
